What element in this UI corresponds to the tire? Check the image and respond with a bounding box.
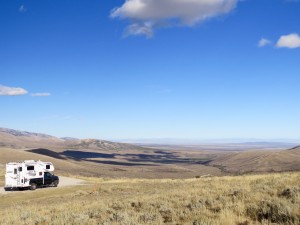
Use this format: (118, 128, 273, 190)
(30, 183, 37, 191)
(4, 187, 11, 192)
(52, 180, 58, 187)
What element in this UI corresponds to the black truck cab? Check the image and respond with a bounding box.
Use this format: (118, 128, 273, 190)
(29, 172, 59, 190)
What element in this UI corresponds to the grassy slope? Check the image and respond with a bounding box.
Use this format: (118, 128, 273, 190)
(0, 168, 4, 186)
(0, 172, 299, 225)
(210, 148, 300, 174)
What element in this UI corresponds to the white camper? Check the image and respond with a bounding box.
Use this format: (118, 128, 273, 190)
(4, 160, 59, 191)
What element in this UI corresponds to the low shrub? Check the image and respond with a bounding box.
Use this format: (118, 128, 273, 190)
(246, 199, 299, 224)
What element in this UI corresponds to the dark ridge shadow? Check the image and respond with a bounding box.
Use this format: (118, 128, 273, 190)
(197, 159, 213, 165)
(27, 148, 213, 167)
(122, 153, 213, 165)
(27, 149, 66, 159)
(127, 157, 199, 164)
(122, 153, 191, 164)
(85, 159, 157, 167)
(153, 150, 174, 155)
(61, 150, 116, 160)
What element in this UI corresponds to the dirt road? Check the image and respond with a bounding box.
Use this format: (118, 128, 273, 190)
(0, 176, 87, 195)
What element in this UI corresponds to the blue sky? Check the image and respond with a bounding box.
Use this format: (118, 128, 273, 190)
(1, 0, 300, 141)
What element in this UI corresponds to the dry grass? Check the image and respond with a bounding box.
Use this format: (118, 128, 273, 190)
(0, 167, 4, 187)
(210, 148, 300, 174)
(0, 172, 299, 225)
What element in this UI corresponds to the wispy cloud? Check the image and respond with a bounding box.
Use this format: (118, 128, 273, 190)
(125, 23, 154, 38)
(31, 93, 51, 97)
(111, 0, 239, 37)
(0, 85, 28, 96)
(19, 5, 27, 13)
(258, 33, 300, 49)
(276, 33, 300, 49)
(0, 84, 52, 97)
(258, 38, 272, 47)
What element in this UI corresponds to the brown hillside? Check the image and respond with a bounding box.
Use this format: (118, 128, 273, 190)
(210, 147, 300, 173)
(0, 128, 63, 149)
(287, 146, 300, 154)
(0, 127, 147, 152)
(1, 127, 300, 177)
(0, 127, 225, 178)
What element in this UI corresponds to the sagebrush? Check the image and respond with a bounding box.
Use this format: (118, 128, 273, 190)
(0, 172, 299, 225)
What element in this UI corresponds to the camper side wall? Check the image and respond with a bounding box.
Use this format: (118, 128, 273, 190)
(5, 164, 19, 187)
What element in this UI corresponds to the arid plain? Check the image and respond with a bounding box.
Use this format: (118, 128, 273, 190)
(1, 127, 300, 224)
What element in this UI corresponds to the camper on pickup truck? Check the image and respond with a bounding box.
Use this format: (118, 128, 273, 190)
(4, 160, 59, 191)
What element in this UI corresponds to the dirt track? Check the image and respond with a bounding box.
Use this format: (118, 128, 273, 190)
(0, 176, 87, 195)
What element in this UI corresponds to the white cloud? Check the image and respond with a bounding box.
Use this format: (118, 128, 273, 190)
(0, 85, 28, 96)
(276, 33, 300, 49)
(111, 0, 238, 37)
(19, 5, 27, 13)
(125, 22, 154, 38)
(258, 38, 272, 47)
(31, 93, 51, 97)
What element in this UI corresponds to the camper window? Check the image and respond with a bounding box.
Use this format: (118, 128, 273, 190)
(14, 169, 17, 174)
(27, 166, 34, 171)
(18, 167, 22, 172)
(46, 165, 50, 169)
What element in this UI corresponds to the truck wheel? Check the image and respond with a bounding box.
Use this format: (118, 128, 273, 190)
(52, 180, 58, 187)
(4, 187, 11, 192)
(30, 183, 37, 190)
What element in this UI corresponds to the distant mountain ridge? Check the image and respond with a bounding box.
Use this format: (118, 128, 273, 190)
(0, 128, 54, 138)
(288, 145, 300, 151)
(0, 127, 145, 151)
(0, 127, 300, 177)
